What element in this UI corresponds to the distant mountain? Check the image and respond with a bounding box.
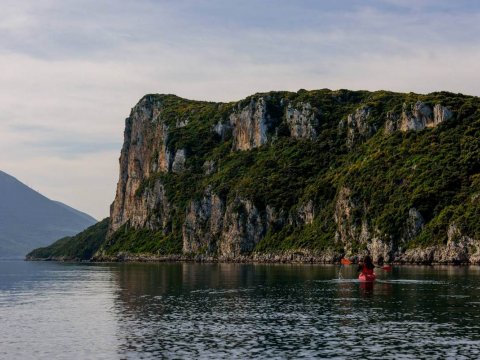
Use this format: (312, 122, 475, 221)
(0, 170, 97, 258)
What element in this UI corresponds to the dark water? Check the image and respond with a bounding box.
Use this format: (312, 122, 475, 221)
(1, 261, 480, 359)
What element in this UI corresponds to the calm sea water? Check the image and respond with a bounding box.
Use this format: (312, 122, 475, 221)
(1, 261, 480, 359)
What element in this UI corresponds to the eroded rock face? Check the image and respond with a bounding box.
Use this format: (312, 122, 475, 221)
(398, 102, 452, 132)
(400, 101, 433, 131)
(401, 208, 425, 245)
(109, 96, 192, 235)
(334, 187, 369, 250)
(285, 102, 319, 140)
(398, 224, 480, 264)
(385, 102, 452, 133)
(384, 111, 400, 134)
(289, 201, 314, 226)
(172, 149, 186, 173)
(128, 179, 171, 231)
(333, 189, 431, 262)
(334, 187, 392, 261)
(182, 188, 225, 254)
(230, 97, 269, 151)
(345, 107, 376, 148)
(213, 121, 232, 140)
(219, 197, 267, 257)
(433, 104, 453, 125)
(109, 96, 172, 234)
(183, 191, 277, 257)
(202, 160, 216, 175)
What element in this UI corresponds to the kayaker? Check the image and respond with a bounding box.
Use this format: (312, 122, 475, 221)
(358, 255, 376, 281)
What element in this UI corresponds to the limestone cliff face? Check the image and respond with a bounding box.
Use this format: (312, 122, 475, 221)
(182, 187, 225, 254)
(219, 198, 267, 257)
(182, 191, 269, 258)
(105, 90, 477, 264)
(109, 94, 321, 242)
(333, 187, 428, 262)
(344, 107, 377, 147)
(285, 102, 319, 140)
(230, 97, 270, 151)
(333, 187, 387, 260)
(385, 101, 452, 133)
(109, 96, 188, 235)
(398, 224, 480, 264)
(110, 96, 169, 234)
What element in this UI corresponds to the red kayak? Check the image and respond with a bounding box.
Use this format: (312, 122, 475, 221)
(358, 272, 376, 282)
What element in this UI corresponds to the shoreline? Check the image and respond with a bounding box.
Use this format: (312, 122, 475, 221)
(25, 251, 478, 266)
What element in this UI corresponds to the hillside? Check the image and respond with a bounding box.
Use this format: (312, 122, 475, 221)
(26, 218, 109, 261)
(0, 170, 97, 258)
(30, 89, 480, 264)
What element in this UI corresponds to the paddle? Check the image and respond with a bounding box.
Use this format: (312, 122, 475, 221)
(341, 258, 391, 270)
(338, 258, 352, 279)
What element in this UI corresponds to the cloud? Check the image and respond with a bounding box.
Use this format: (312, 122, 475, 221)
(0, 0, 479, 218)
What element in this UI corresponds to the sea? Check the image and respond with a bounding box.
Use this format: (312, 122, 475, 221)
(1, 260, 480, 359)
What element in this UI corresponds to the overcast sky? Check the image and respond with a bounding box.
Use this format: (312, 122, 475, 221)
(1, 0, 479, 219)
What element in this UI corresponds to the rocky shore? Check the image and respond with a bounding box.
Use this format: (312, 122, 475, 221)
(88, 247, 480, 265)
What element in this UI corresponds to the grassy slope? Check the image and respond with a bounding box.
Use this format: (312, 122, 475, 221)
(26, 218, 109, 260)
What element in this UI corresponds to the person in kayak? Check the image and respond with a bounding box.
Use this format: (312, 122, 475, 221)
(358, 254, 376, 281)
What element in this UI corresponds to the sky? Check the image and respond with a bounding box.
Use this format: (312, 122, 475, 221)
(1, 0, 480, 219)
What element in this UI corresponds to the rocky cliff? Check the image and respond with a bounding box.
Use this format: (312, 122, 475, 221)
(98, 89, 480, 264)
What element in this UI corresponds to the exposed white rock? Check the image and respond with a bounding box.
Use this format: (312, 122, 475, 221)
(433, 104, 453, 126)
(219, 197, 266, 257)
(384, 111, 400, 134)
(230, 98, 269, 151)
(213, 121, 231, 139)
(289, 200, 315, 225)
(345, 106, 376, 147)
(176, 119, 189, 128)
(285, 102, 319, 140)
(203, 160, 216, 175)
(128, 179, 170, 232)
(401, 208, 425, 244)
(400, 101, 433, 131)
(172, 149, 186, 173)
(386, 102, 452, 134)
(182, 187, 225, 253)
(399, 102, 452, 132)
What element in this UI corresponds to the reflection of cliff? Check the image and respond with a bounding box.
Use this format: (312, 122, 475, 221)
(113, 262, 334, 302)
(109, 263, 480, 358)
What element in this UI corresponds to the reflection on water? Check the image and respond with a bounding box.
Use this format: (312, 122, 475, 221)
(1, 261, 480, 358)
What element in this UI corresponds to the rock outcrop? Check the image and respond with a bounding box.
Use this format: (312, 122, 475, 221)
(342, 107, 376, 147)
(230, 97, 270, 151)
(182, 188, 225, 254)
(397, 224, 480, 264)
(386, 102, 453, 133)
(103, 89, 476, 264)
(110, 97, 170, 234)
(183, 191, 269, 258)
(285, 102, 319, 140)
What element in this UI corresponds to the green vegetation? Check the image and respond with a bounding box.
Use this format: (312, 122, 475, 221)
(111, 89, 480, 255)
(28, 89, 480, 260)
(104, 224, 182, 255)
(26, 218, 109, 260)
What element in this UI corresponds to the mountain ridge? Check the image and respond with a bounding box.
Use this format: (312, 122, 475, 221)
(0, 170, 97, 257)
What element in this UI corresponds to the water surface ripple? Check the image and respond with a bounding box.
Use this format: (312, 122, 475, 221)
(1, 261, 480, 359)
